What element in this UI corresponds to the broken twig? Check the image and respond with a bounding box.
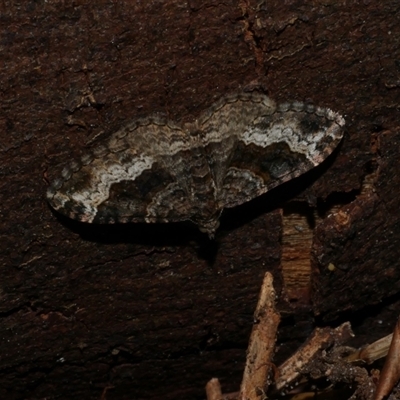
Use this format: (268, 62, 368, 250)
(346, 333, 393, 364)
(374, 317, 400, 400)
(206, 378, 223, 400)
(239, 272, 280, 400)
(275, 322, 354, 391)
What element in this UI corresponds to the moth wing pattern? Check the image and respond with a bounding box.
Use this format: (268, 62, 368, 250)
(199, 94, 344, 209)
(47, 91, 344, 236)
(47, 118, 200, 224)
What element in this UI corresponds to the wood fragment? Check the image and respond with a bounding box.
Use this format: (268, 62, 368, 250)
(346, 333, 393, 364)
(274, 322, 354, 391)
(374, 317, 400, 400)
(206, 378, 223, 400)
(239, 272, 280, 400)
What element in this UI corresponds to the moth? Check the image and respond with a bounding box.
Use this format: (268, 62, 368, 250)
(47, 92, 344, 238)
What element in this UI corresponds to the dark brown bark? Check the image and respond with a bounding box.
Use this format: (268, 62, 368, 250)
(1, 1, 400, 399)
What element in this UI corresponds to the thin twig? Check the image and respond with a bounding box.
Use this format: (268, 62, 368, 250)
(346, 333, 393, 364)
(206, 378, 223, 400)
(374, 317, 400, 400)
(275, 322, 354, 391)
(239, 272, 280, 400)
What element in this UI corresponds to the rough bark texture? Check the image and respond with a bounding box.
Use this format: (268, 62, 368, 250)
(312, 130, 400, 320)
(1, 1, 400, 399)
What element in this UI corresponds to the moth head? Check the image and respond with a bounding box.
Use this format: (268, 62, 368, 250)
(194, 215, 221, 240)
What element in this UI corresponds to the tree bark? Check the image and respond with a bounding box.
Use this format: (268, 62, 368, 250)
(1, 1, 399, 399)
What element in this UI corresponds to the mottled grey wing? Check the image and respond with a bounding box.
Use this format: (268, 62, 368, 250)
(198, 92, 276, 190)
(47, 118, 198, 224)
(200, 93, 345, 209)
